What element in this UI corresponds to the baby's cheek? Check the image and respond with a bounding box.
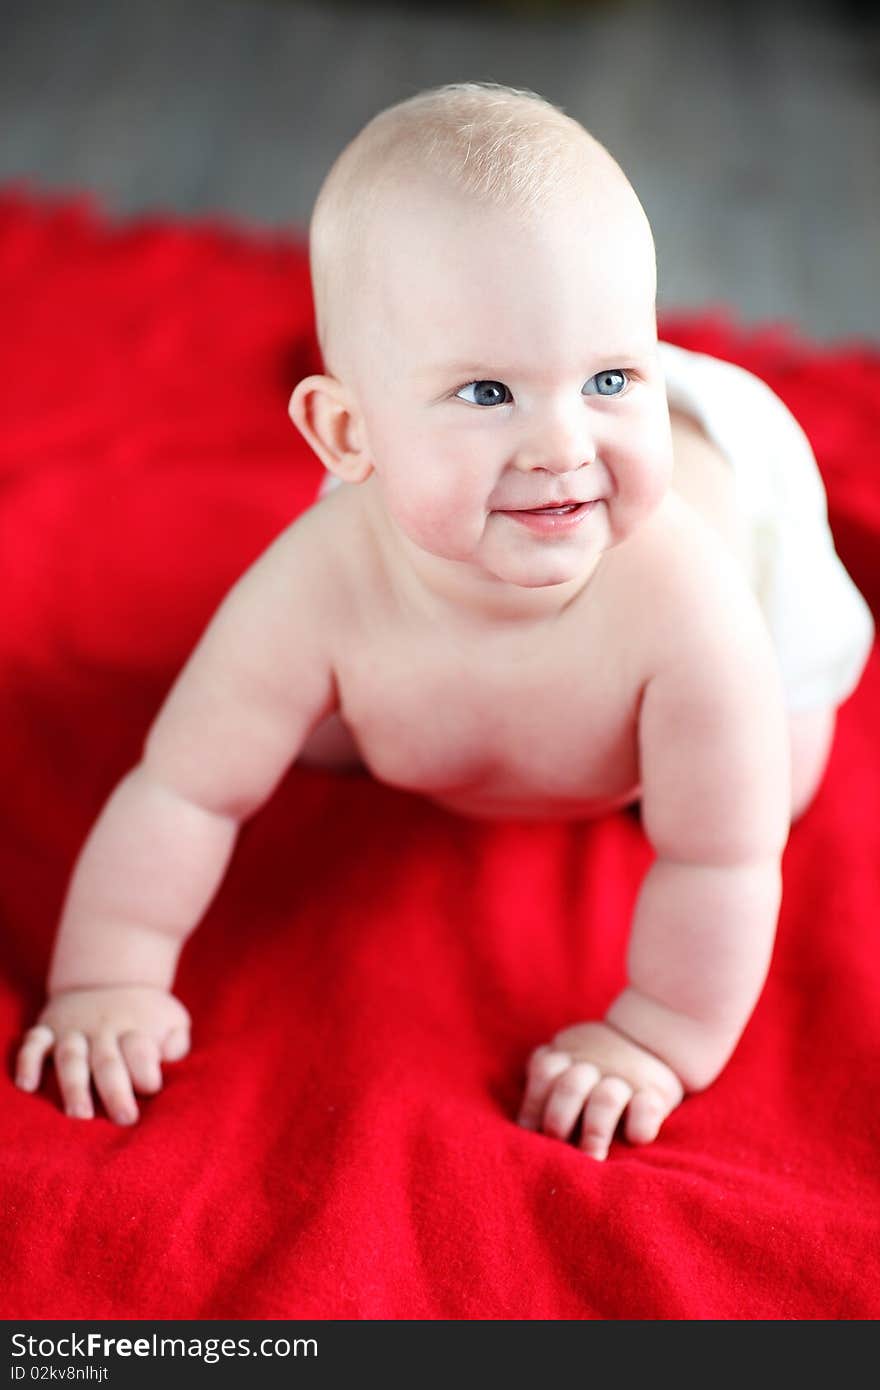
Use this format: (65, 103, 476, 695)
(387, 484, 475, 556)
(611, 447, 673, 539)
(641, 449, 674, 511)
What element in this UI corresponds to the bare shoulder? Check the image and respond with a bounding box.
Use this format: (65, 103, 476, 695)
(610, 489, 776, 685)
(238, 483, 365, 635)
(154, 487, 365, 730)
(229, 479, 433, 677)
(142, 487, 369, 814)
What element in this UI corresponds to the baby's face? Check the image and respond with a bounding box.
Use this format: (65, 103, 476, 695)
(348, 183, 672, 591)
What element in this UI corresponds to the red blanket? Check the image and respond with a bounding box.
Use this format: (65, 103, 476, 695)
(2, 191, 878, 1321)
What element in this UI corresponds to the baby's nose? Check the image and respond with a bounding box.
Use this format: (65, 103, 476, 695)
(512, 422, 597, 474)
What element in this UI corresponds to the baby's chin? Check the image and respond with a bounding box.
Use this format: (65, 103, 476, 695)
(484, 553, 603, 590)
(394, 512, 611, 592)
(479, 516, 614, 586)
(465, 536, 595, 588)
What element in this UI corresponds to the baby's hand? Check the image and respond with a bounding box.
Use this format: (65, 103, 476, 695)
(15, 986, 191, 1125)
(516, 1021, 685, 1161)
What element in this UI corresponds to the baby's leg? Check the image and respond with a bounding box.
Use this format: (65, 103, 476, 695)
(788, 705, 836, 821)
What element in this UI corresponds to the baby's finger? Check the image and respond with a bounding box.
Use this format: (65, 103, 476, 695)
(15, 1025, 55, 1093)
(90, 1032, 138, 1126)
(119, 1031, 162, 1095)
(517, 1046, 572, 1130)
(55, 1031, 94, 1119)
(160, 1026, 191, 1063)
(625, 1086, 675, 1146)
(580, 1076, 633, 1161)
(541, 1062, 601, 1142)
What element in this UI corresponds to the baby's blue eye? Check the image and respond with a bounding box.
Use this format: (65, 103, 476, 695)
(456, 380, 512, 407)
(583, 370, 628, 397)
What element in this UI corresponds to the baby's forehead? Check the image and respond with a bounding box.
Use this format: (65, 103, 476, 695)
(369, 165, 653, 307)
(370, 151, 633, 229)
(367, 181, 651, 298)
(369, 189, 655, 322)
(312, 105, 654, 379)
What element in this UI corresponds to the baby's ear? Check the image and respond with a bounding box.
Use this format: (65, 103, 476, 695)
(288, 375, 373, 484)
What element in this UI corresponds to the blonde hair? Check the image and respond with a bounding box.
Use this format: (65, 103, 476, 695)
(309, 82, 632, 376)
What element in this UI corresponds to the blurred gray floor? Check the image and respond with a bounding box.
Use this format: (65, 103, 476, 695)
(1, 0, 878, 340)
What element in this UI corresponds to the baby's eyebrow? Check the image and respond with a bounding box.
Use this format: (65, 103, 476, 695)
(417, 361, 497, 380)
(417, 352, 650, 383)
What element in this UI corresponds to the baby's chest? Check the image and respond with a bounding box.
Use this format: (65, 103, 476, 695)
(335, 626, 643, 803)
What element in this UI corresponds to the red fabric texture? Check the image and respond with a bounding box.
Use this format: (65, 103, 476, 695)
(2, 190, 878, 1320)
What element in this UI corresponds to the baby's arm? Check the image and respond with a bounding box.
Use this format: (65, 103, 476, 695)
(16, 519, 338, 1123)
(519, 574, 791, 1158)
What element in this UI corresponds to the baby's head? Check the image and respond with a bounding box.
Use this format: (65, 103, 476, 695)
(291, 83, 673, 602)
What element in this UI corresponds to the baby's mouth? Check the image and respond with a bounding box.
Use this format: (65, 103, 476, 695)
(519, 503, 582, 514)
(494, 499, 597, 531)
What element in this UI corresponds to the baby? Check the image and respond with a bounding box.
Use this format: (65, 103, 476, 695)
(15, 83, 874, 1160)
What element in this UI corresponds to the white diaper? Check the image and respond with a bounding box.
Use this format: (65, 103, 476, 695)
(659, 340, 874, 712)
(316, 345, 875, 713)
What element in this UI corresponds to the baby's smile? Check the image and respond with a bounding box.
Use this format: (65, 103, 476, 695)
(492, 497, 599, 533)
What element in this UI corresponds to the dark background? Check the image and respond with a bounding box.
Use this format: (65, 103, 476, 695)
(1, 0, 878, 339)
